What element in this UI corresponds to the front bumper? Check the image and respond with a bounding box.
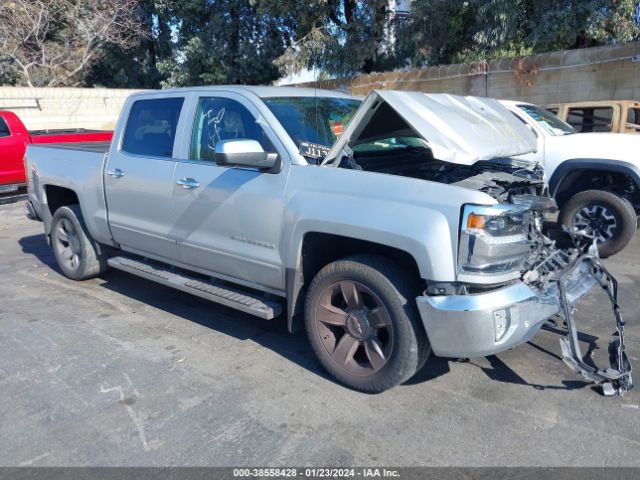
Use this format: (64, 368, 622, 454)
(416, 260, 596, 358)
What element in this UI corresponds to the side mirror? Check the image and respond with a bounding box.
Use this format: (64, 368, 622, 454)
(214, 139, 280, 172)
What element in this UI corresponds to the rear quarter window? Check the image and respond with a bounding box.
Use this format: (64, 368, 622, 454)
(626, 107, 640, 133)
(122, 97, 184, 157)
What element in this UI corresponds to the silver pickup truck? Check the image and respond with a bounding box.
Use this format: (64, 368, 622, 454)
(24, 86, 632, 394)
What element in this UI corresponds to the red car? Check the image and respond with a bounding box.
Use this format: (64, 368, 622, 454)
(0, 111, 113, 192)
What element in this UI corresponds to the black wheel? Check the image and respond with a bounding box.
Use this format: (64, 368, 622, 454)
(304, 254, 429, 393)
(559, 190, 637, 258)
(51, 205, 107, 280)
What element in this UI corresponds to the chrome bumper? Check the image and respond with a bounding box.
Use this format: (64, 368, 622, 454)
(416, 261, 597, 358)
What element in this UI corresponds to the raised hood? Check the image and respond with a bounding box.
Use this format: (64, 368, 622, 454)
(323, 91, 537, 167)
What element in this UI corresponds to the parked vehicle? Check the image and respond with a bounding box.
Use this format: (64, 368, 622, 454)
(24, 87, 632, 395)
(546, 100, 640, 134)
(501, 100, 640, 258)
(0, 110, 112, 192)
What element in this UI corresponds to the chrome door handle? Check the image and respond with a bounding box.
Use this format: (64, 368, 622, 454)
(106, 168, 124, 178)
(176, 177, 200, 189)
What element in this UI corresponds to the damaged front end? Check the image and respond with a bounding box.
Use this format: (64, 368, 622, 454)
(424, 193, 633, 396)
(471, 193, 634, 395)
(522, 227, 634, 396)
(325, 90, 633, 394)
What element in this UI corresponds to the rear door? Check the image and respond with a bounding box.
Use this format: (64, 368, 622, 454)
(104, 95, 186, 261)
(172, 92, 289, 291)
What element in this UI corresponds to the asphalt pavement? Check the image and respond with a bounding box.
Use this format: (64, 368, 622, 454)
(0, 200, 639, 467)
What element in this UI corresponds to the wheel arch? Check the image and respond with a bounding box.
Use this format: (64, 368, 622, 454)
(285, 232, 423, 333)
(44, 184, 80, 216)
(549, 159, 640, 207)
(41, 184, 83, 237)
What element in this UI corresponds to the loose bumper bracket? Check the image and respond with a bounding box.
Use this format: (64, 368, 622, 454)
(555, 240, 633, 396)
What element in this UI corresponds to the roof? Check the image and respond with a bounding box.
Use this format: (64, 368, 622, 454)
(142, 85, 354, 99)
(546, 100, 640, 108)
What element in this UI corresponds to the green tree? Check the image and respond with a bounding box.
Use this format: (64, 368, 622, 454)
(409, 0, 640, 66)
(265, 0, 403, 77)
(156, 0, 283, 87)
(409, 0, 478, 65)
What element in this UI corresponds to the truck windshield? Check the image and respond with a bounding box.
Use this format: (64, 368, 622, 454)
(263, 96, 361, 156)
(518, 104, 576, 136)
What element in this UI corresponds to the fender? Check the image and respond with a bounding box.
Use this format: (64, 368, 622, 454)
(548, 159, 640, 197)
(282, 194, 457, 332)
(281, 164, 497, 281)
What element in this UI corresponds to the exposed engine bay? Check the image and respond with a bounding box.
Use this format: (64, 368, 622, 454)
(342, 146, 544, 203)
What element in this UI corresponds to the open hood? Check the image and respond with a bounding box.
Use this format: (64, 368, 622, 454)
(322, 91, 538, 167)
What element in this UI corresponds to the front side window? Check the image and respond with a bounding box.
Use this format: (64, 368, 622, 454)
(190, 97, 275, 161)
(0, 117, 10, 138)
(122, 97, 184, 157)
(567, 107, 613, 133)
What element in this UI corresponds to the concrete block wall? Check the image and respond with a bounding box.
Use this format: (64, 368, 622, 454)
(302, 42, 640, 105)
(0, 87, 139, 131)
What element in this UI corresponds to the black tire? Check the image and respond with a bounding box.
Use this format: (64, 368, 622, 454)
(304, 254, 429, 393)
(50, 205, 107, 280)
(559, 190, 636, 258)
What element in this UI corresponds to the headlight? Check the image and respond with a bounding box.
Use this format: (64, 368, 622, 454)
(458, 204, 531, 278)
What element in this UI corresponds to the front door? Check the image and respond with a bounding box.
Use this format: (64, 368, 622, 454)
(104, 96, 185, 260)
(172, 94, 289, 291)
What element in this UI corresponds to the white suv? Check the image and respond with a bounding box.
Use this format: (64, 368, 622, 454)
(502, 99, 640, 257)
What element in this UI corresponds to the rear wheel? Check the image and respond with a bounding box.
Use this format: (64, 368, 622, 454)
(559, 190, 636, 258)
(51, 205, 107, 280)
(304, 254, 429, 393)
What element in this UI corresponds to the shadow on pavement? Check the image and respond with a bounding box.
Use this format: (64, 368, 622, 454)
(17, 232, 595, 394)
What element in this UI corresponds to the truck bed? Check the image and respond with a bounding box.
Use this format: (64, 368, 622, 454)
(25, 143, 111, 243)
(39, 141, 111, 154)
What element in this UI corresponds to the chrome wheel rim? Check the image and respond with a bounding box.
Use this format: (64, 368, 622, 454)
(53, 218, 82, 271)
(572, 204, 617, 244)
(314, 280, 394, 377)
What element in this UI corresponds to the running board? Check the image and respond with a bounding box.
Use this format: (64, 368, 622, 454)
(107, 256, 282, 320)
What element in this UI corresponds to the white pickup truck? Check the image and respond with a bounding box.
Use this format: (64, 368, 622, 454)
(24, 87, 633, 394)
(502, 100, 640, 257)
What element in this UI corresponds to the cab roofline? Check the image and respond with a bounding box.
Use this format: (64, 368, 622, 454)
(129, 85, 354, 100)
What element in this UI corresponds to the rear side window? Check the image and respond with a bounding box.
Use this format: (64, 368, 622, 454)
(0, 117, 10, 138)
(122, 98, 184, 157)
(567, 107, 613, 133)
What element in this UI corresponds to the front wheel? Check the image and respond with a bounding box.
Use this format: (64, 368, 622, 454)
(559, 190, 637, 258)
(51, 205, 107, 280)
(304, 254, 429, 393)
